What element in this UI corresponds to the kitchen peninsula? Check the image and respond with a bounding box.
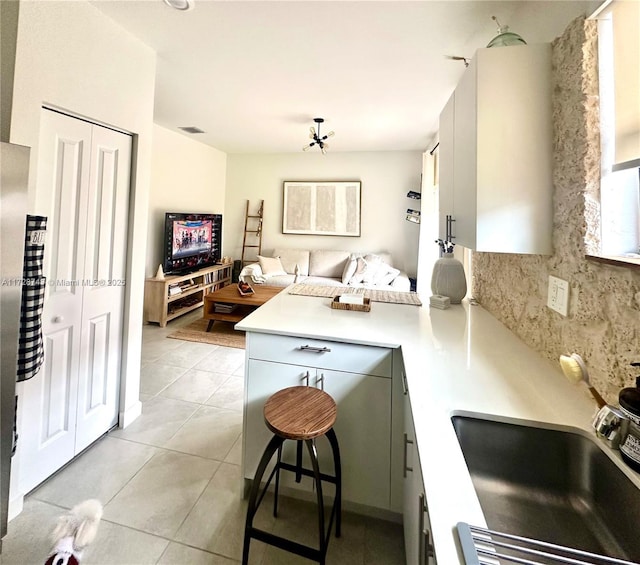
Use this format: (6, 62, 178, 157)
(236, 290, 637, 564)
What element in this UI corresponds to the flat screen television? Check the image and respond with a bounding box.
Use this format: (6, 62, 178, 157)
(163, 212, 222, 275)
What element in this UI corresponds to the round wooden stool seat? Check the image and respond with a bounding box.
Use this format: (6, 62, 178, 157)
(264, 386, 337, 440)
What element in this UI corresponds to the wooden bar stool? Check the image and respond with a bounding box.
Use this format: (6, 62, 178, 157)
(242, 386, 342, 565)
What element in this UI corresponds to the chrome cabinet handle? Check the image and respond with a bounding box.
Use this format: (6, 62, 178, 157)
(301, 371, 310, 386)
(446, 214, 456, 242)
(401, 370, 408, 395)
(418, 493, 425, 562)
(316, 374, 324, 390)
(403, 433, 414, 477)
(297, 345, 332, 353)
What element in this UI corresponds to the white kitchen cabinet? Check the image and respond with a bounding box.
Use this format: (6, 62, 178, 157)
(438, 43, 553, 254)
(438, 92, 455, 242)
(403, 395, 435, 565)
(243, 334, 394, 510)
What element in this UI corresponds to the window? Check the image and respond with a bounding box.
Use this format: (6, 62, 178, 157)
(597, 7, 640, 260)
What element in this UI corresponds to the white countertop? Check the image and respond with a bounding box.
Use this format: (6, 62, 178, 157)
(236, 289, 640, 564)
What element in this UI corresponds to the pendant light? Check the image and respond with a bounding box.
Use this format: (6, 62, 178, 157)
(302, 118, 335, 155)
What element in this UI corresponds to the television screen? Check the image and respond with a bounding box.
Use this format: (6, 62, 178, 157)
(163, 212, 222, 274)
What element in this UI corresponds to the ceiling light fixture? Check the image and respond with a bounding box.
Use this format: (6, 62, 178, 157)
(302, 118, 334, 155)
(163, 0, 194, 11)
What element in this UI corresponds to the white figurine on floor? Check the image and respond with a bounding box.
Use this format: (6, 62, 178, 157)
(44, 499, 103, 565)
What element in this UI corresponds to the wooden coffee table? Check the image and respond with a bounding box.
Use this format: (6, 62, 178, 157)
(203, 284, 282, 331)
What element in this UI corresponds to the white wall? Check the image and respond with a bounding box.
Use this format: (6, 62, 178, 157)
(225, 152, 423, 275)
(148, 125, 227, 277)
(9, 0, 156, 511)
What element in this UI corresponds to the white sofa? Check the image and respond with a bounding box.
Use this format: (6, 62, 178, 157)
(240, 248, 411, 292)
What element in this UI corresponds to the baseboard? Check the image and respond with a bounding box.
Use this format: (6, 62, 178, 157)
(119, 400, 142, 428)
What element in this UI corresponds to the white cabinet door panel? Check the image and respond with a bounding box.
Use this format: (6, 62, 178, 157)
(321, 369, 391, 509)
(243, 359, 393, 510)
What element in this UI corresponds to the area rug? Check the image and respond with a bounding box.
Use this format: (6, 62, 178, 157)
(167, 318, 245, 349)
(287, 284, 422, 306)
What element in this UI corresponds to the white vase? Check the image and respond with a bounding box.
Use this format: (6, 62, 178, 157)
(430, 253, 467, 304)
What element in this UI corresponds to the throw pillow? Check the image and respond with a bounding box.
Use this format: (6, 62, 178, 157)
(341, 255, 358, 284)
(363, 254, 400, 286)
(349, 257, 368, 285)
(257, 255, 287, 277)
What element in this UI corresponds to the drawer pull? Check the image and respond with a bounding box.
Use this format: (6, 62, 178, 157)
(423, 528, 435, 564)
(298, 345, 332, 353)
(403, 433, 414, 477)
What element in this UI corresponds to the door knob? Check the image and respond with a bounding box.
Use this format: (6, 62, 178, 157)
(52, 315, 64, 323)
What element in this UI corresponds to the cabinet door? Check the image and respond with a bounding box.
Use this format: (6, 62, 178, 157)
(243, 359, 311, 482)
(453, 56, 478, 250)
(243, 359, 393, 510)
(403, 396, 435, 565)
(438, 92, 455, 241)
(403, 397, 421, 564)
(318, 369, 392, 509)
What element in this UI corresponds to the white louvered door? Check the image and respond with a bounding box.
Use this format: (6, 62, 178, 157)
(19, 110, 131, 493)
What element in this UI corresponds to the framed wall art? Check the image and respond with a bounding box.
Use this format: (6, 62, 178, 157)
(282, 181, 361, 236)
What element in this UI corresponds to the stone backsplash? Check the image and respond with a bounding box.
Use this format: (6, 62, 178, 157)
(472, 16, 640, 404)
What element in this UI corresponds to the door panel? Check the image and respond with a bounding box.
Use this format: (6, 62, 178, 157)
(20, 327, 78, 492)
(85, 313, 110, 412)
(75, 126, 130, 453)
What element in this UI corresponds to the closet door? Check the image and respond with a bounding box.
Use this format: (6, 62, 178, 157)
(19, 110, 131, 493)
(75, 125, 131, 453)
(20, 112, 91, 493)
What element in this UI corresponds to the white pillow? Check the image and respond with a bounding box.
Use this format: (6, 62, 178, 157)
(349, 257, 368, 285)
(257, 255, 287, 277)
(363, 254, 400, 286)
(341, 255, 358, 284)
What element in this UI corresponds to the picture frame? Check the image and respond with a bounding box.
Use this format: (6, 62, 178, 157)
(282, 181, 361, 236)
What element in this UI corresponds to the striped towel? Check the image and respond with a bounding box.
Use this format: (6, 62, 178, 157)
(17, 215, 47, 382)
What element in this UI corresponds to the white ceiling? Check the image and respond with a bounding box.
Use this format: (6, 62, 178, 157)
(91, 0, 599, 153)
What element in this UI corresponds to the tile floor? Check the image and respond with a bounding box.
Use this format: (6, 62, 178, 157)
(1, 310, 405, 564)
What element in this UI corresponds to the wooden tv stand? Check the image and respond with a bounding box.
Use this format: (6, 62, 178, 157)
(144, 263, 232, 327)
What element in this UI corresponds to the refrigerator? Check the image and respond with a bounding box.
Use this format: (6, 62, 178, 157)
(0, 142, 29, 551)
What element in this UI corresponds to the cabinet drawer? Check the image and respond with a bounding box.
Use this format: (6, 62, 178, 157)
(247, 333, 392, 377)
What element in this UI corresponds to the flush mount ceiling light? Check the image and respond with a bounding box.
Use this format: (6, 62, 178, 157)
(163, 0, 194, 11)
(302, 118, 335, 155)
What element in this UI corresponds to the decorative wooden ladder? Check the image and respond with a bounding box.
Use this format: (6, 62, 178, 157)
(241, 200, 264, 267)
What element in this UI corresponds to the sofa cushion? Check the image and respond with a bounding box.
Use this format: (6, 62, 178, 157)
(257, 274, 297, 287)
(273, 248, 310, 276)
(258, 255, 287, 276)
(304, 276, 346, 287)
(309, 250, 350, 278)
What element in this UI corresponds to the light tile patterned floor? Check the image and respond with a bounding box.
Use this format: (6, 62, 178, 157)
(2, 310, 405, 564)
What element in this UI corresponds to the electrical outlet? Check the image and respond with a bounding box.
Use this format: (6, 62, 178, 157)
(547, 275, 569, 316)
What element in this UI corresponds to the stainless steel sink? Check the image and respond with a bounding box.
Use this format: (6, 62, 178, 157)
(452, 415, 640, 563)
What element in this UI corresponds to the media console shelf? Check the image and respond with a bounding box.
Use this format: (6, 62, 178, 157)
(144, 263, 232, 327)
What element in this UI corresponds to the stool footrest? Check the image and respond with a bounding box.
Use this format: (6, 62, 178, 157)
(277, 461, 338, 485)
